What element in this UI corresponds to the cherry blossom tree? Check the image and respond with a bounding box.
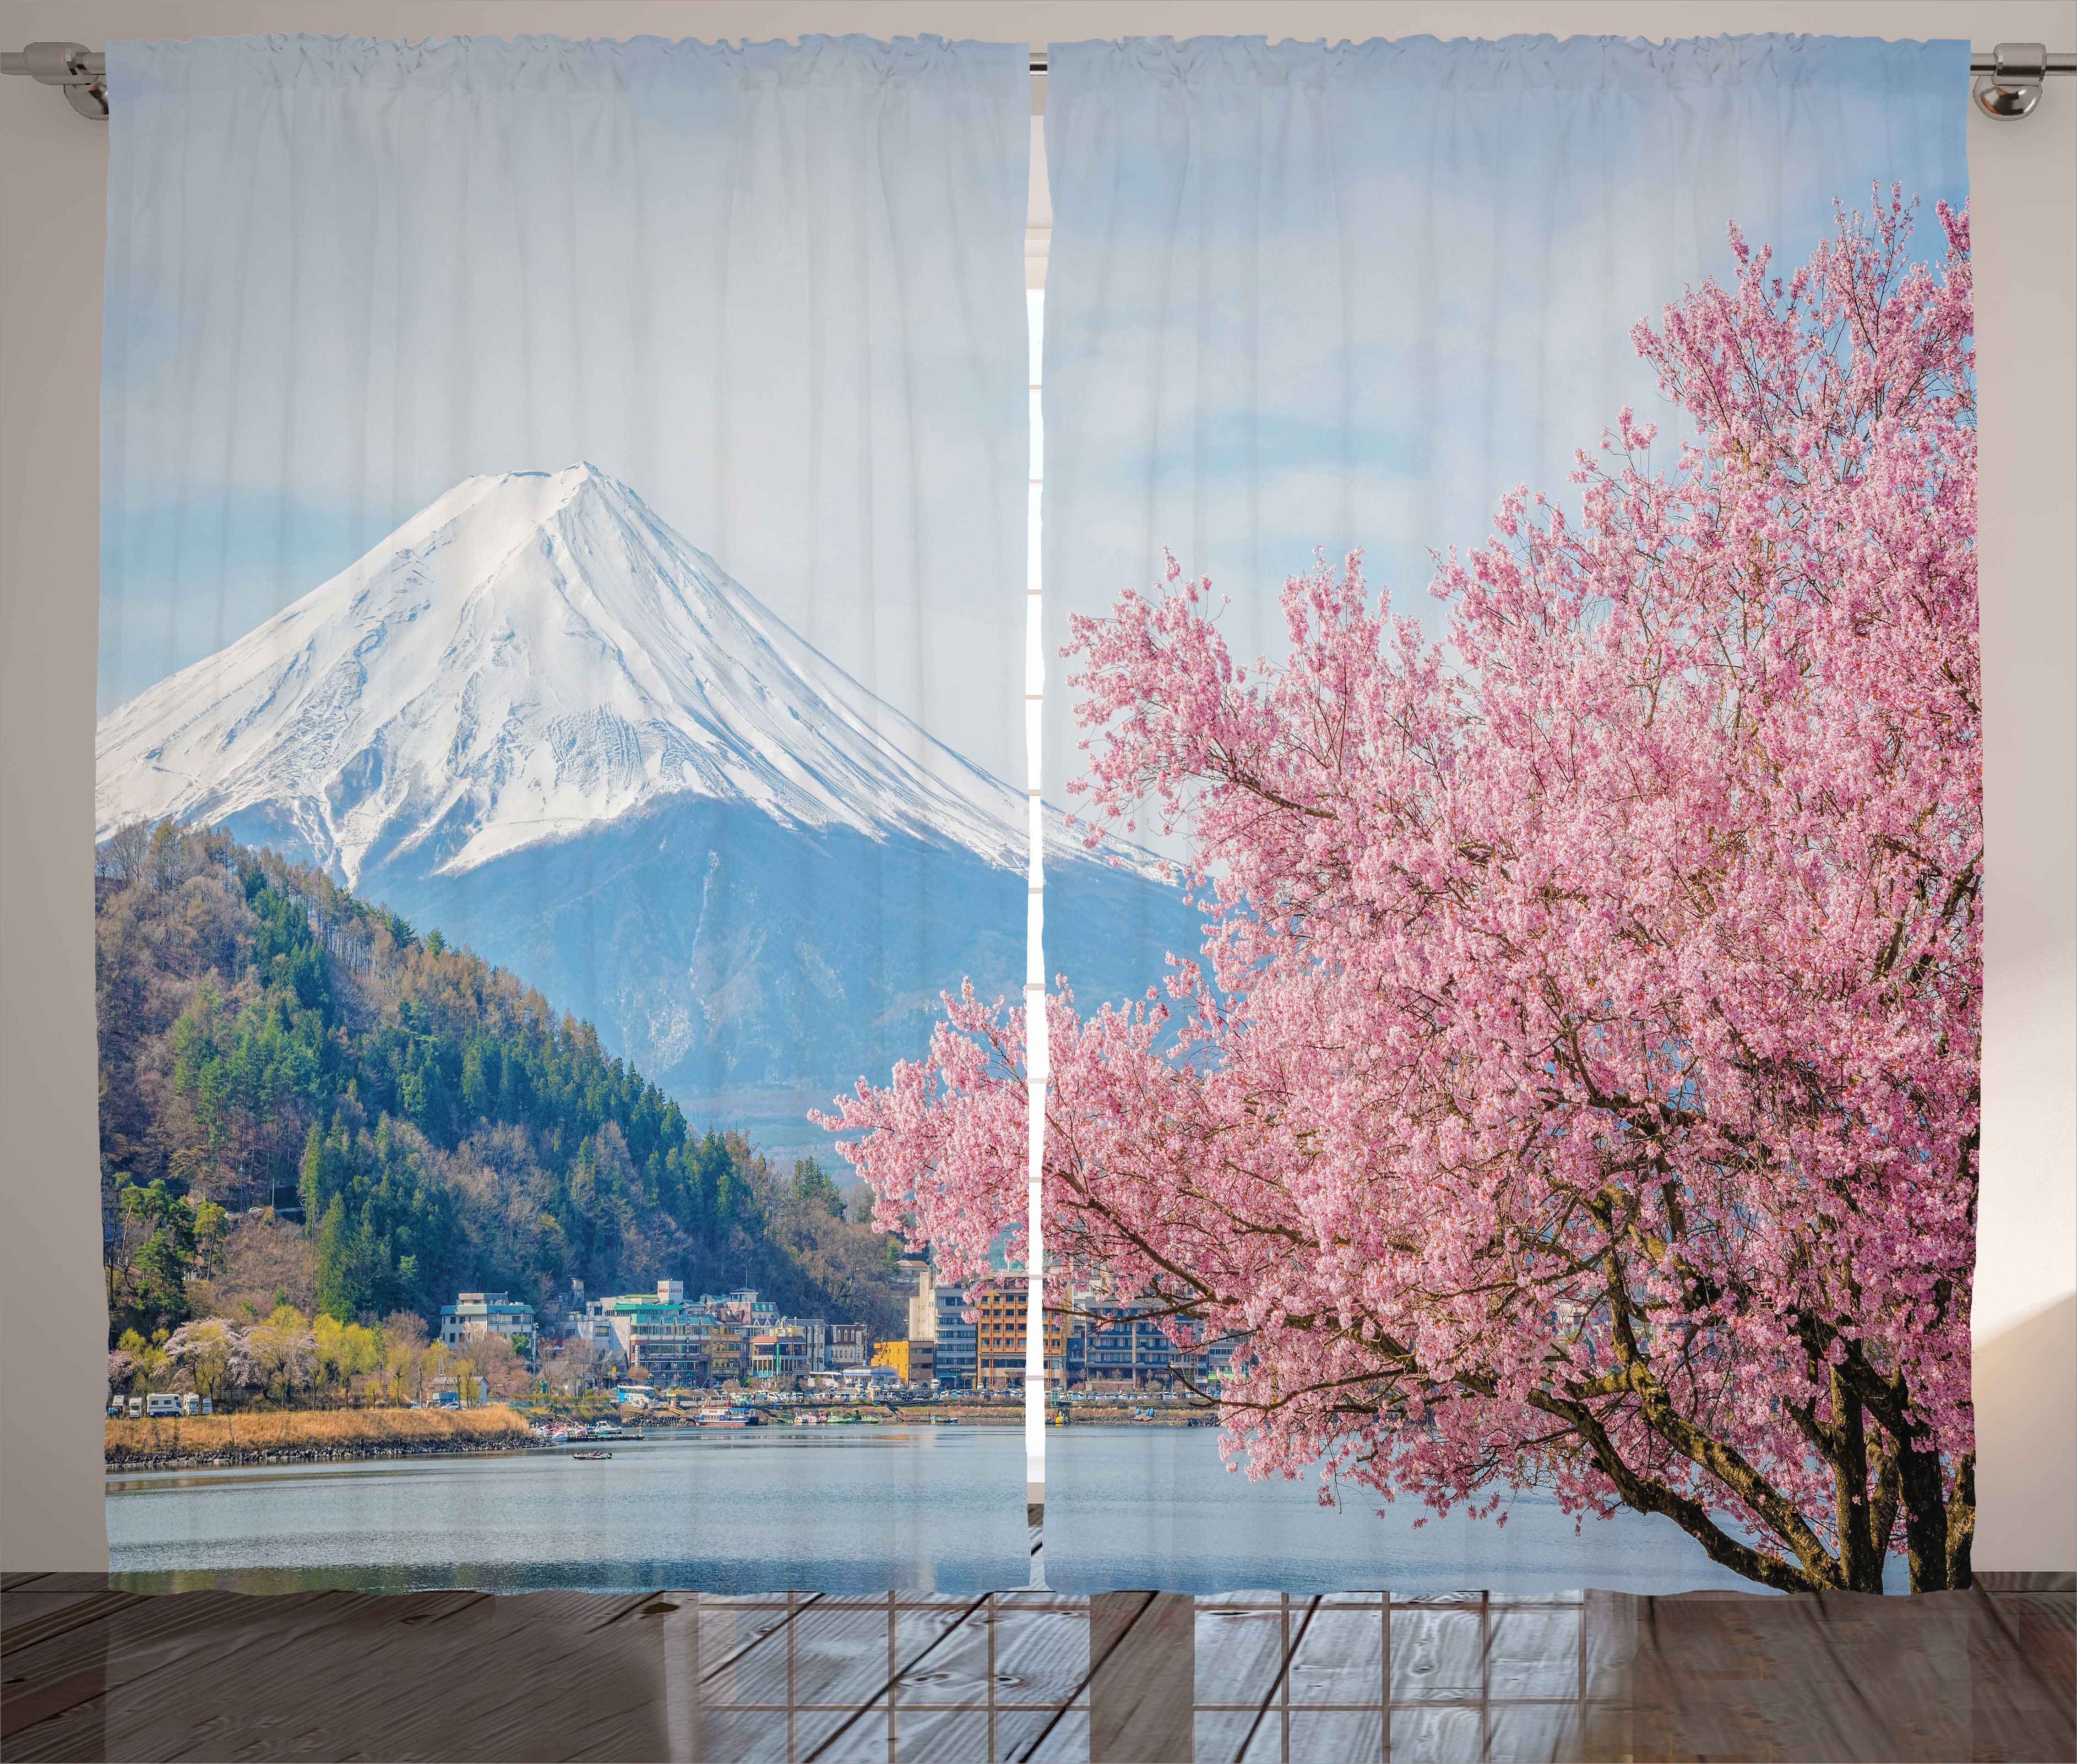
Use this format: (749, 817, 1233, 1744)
(822, 196, 1978, 1595)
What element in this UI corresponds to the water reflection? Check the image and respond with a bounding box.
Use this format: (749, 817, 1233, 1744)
(109, 1424, 1882, 1597)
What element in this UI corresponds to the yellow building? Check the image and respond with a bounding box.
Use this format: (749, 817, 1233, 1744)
(870, 1339, 936, 1383)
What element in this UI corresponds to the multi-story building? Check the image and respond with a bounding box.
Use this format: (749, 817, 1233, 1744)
(973, 1285, 1067, 1390)
(708, 1289, 779, 1329)
(782, 1317, 830, 1373)
(870, 1338, 935, 1384)
(827, 1322, 869, 1369)
(904, 1260, 936, 1342)
(933, 1284, 977, 1389)
(1195, 1332, 1243, 1388)
(440, 1292, 538, 1365)
(1069, 1301, 1176, 1388)
(751, 1330, 812, 1380)
(575, 1280, 719, 1381)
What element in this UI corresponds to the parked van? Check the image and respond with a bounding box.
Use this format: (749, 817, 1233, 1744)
(145, 1393, 181, 1417)
(180, 1393, 208, 1416)
(107, 1394, 125, 1417)
(127, 1395, 144, 1419)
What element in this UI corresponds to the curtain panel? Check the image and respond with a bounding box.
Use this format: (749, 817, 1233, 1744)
(95, 33, 1032, 1593)
(1022, 34, 1978, 1595)
(91, 27, 1984, 1610)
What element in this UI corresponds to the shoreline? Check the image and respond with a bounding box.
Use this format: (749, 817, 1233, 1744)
(106, 1401, 1223, 1472)
(106, 1405, 534, 1472)
(107, 1437, 541, 1473)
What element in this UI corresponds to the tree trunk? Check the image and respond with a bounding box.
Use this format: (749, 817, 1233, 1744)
(1831, 1373, 1887, 1594)
(1944, 1452, 1975, 1590)
(1899, 1439, 1956, 1591)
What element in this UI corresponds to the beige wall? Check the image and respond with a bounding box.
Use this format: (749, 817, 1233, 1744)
(5, 0, 2071, 1574)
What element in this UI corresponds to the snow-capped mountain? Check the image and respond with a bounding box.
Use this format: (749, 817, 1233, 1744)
(97, 464, 1116, 886)
(95, 464, 1194, 1161)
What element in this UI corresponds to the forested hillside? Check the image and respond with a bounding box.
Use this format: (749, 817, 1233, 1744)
(97, 822, 906, 1347)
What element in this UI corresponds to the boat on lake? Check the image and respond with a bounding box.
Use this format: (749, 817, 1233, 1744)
(571, 1450, 612, 1460)
(696, 1405, 762, 1428)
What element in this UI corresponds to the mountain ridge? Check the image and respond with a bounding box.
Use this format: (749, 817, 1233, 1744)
(97, 464, 1157, 889)
(96, 466, 1195, 1163)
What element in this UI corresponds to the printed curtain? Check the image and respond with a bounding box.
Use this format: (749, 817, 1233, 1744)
(1018, 34, 1978, 1595)
(95, 33, 1033, 1592)
(93, 26, 1985, 1615)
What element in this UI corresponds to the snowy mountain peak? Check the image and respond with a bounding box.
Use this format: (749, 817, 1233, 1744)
(97, 466, 1115, 886)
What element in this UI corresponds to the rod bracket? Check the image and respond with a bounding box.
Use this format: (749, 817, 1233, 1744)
(0, 42, 107, 118)
(1975, 42, 2049, 118)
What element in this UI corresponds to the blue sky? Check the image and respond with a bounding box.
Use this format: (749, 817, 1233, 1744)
(99, 33, 1971, 814)
(98, 33, 1032, 785)
(1038, 33, 1970, 825)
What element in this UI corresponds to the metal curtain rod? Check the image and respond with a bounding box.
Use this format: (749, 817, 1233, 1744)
(6, 40, 2074, 122)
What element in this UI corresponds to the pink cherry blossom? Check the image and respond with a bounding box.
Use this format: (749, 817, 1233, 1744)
(819, 194, 1978, 1595)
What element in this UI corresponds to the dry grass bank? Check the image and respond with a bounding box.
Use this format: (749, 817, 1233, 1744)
(107, 1404, 533, 1465)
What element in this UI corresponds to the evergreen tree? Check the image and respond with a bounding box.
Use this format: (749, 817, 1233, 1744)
(95, 824, 909, 1346)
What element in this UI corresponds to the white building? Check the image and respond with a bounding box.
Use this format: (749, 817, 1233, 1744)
(906, 1261, 938, 1343)
(439, 1292, 538, 1364)
(576, 1280, 720, 1378)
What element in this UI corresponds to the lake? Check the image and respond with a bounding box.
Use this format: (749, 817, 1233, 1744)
(108, 1425, 1895, 1595)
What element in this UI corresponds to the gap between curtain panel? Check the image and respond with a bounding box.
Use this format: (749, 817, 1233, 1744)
(1024, 262, 1050, 1555)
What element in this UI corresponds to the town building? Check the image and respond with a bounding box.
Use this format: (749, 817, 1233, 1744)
(974, 1285, 1067, 1390)
(751, 1330, 812, 1380)
(439, 1292, 538, 1365)
(904, 1259, 936, 1342)
(870, 1338, 935, 1384)
(1070, 1301, 1177, 1388)
(826, 1322, 869, 1368)
(705, 1332, 748, 1383)
(561, 1279, 907, 1389)
(933, 1283, 976, 1388)
(1196, 1332, 1243, 1388)
(574, 1280, 722, 1381)
(781, 1316, 831, 1372)
(709, 1289, 778, 1329)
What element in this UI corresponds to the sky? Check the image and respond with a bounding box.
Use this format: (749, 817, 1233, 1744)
(98, 33, 1033, 787)
(1037, 33, 1972, 830)
(98, 33, 1972, 818)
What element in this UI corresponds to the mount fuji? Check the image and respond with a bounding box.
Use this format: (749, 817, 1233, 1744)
(96, 465, 1192, 1157)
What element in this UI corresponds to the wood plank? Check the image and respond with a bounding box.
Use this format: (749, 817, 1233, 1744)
(1090, 1591, 1192, 1764)
(0, 1581, 2067, 1761)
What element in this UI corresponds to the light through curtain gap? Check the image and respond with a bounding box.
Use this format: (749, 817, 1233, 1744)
(1023, 264, 1048, 1540)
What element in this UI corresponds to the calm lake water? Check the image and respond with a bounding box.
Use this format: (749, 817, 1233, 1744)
(109, 1425, 1893, 1595)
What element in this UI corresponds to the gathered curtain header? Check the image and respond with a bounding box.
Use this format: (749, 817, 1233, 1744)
(1046, 33, 1966, 93)
(107, 32, 1023, 94)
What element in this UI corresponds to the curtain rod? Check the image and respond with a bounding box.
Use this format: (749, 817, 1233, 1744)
(7, 40, 2073, 122)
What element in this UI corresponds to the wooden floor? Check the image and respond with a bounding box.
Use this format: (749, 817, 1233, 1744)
(2, 1572, 2070, 1761)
